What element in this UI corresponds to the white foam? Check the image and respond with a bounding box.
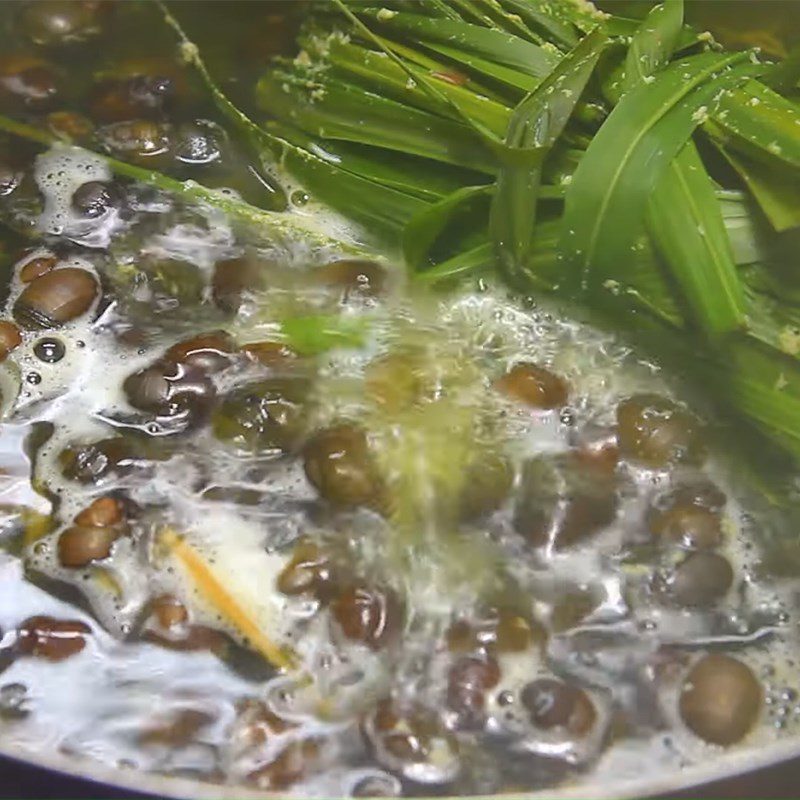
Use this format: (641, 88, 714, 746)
(34, 146, 118, 248)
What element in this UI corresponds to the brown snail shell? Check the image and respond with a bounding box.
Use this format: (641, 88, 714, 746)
(13, 267, 98, 329)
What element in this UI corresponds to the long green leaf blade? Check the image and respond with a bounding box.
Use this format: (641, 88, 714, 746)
(718, 145, 800, 232)
(762, 44, 800, 94)
(325, 39, 512, 137)
(355, 9, 558, 79)
(414, 38, 540, 93)
(706, 79, 800, 171)
(257, 70, 496, 173)
(559, 50, 753, 294)
(647, 141, 747, 334)
(490, 27, 607, 284)
(269, 121, 476, 202)
(718, 337, 800, 459)
(621, 0, 745, 335)
(497, 0, 579, 49)
(622, 0, 683, 92)
(414, 241, 494, 283)
(404, 185, 490, 269)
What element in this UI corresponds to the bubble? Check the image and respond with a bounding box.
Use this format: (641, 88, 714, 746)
(33, 145, 115, 247)
(351, 772, 401, 797)
(26, 372, 42, 385)
(291, 190, 310, 206)
(0, 683, 29, 719)
(33, 337, 66, 363)
(497, 690, 514, 706)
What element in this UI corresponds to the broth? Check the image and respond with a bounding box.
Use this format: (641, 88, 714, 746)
(0, 1, 795, 797)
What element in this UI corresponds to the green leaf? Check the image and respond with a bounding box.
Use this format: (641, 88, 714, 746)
(497, 0, 579, 50)
(325, 39, 512, 137)
(280, 313, 369, 355)
(271, 120, 481, 202)
(404, 185, 490, 270)
(448, 0, 541, 43)
(355, 9, 558, 79)
(705, 79, 800, 172)
(491, 27, 607, 285)
(622, 0, 683, 92)
(518, 0, 613, 36)
(257, 69, 496, 173)
(366, 33, 510, 103)
(422, 0, 463, 20)
(762, 44, 800, 94)
(414, 38, 540, 93)
(414, 241, 494, 283)
(647, 141, 746, 335)
(620, 0, 745, 336)
(717, 337, 800, 460)
(559, 50, 753, 295)
(269, 128, 427, 239)
(718, 145, 800, 232)
(330, 1, 545, 168)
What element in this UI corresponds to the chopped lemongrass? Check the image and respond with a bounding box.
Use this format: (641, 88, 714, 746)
(158, 527, 297, 671)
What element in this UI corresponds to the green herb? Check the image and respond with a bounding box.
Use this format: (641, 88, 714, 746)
(622, 0, 683, 92)
(280, 314, 369, 355)
(491, 27, 607, 285)
(560, 50, 753, 294)
(719, 145, 800, 232)
(619, 0, 746, 335)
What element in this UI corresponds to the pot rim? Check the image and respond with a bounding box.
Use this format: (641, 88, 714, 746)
(3, 734, 799, 799)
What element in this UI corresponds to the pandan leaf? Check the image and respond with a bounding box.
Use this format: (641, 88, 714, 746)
(706, 80, 800, 172)
(647, 141, 747, 335)
(622, 0, 683, 92)
(281, 313, 369, 355)
(717, 143, 800, 232)
(491, 27, 607, 285)
(404, 185, 491, 269)
(559, 50, 754, 295)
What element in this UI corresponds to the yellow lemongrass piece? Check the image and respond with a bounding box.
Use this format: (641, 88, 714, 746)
(91, 566, 122, 598)
(158, 527, 297, 671)
(22, 509, 53, 545)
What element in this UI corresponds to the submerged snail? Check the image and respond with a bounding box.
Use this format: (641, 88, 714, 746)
(71, 180, 122, 218)
(20, 1, 107, 46)
(446, 655, 501, 726)
(13, 267, 98, 330)
(303, 424, 383, 509)
(58, 496, 128, 568)
(58, 525, 121, 567)
(0, 321, 22, 361)
(332, 583, 403, 651)
(16, 616, 91, 661)
(213, 378, 306, 453)
(667, 551, 734, 608)
(123, 332, 237, 432)
(679, 654, 762, 745)
(514, 455, 618, 550)
(0, 54, 60, 109)
(18, 253, 58, 283)
(520, 678, 597, 737)
(617, 394, 706, 468)
(495, 362, 569, 410)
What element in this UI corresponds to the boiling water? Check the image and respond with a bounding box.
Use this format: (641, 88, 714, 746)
(0, 138, 794, 798)
(0, 0, 795, 790)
